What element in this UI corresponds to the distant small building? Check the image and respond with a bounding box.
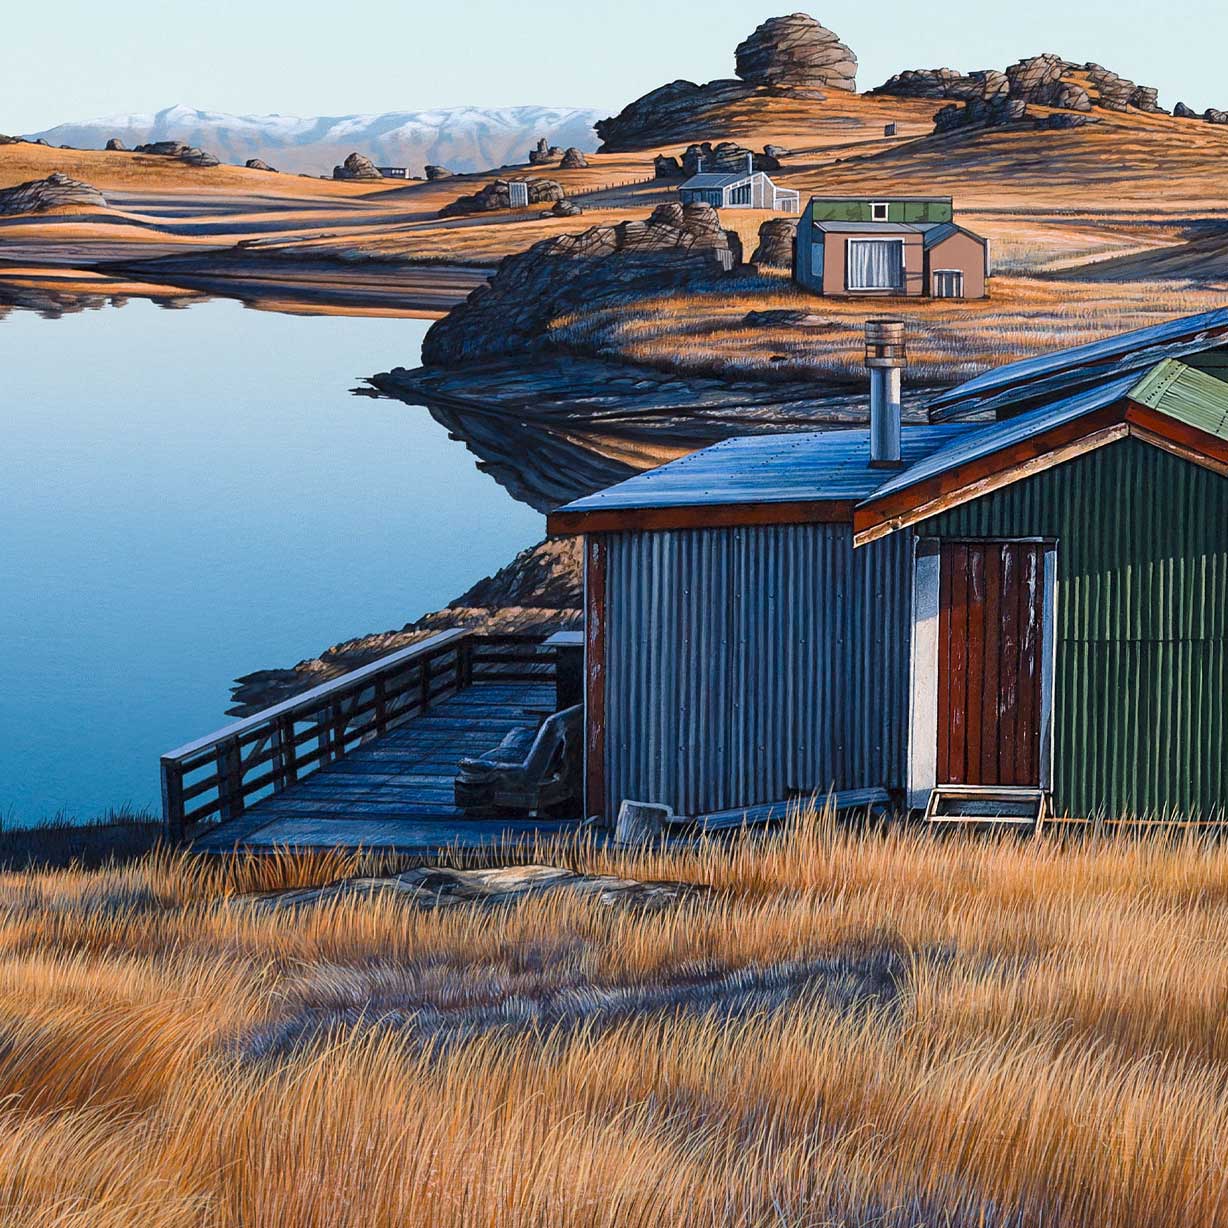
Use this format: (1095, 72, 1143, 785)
(678, 155, 799, 213)
(376, 166, 409, 179)
(794, 196, 989, 298)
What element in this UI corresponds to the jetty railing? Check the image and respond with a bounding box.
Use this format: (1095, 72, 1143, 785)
(160, 630, 556, 841)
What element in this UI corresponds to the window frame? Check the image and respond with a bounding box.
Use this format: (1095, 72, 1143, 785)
(845, 237, 906, 292)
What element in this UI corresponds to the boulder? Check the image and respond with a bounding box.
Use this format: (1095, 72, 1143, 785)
(1174, 101, 1199, 118)
(1129, 86, 1163, 113)
(0, 172, 107, 216)
(934, 96, 1029, 133)
(423, 201, 741, 367)
(734, 13, 857, 91)
(551, 198, 583, 217)
(105, 137, 127, 151)
(1084, 63, 1137, 111)
(245, 158, 276, 172)
(132, 140, 219, 167)
(528, 137, 554, 165)
(749, 218, 795, 269)
(763, 143, 792, 159)
(1207, 109, 1228, 124)
(654, 154, 683, 178)
(559, 147, 588, 169)
(332, 151, 382, 180)
(871, 67, 1008, 102)
(0, 133, 20, 145)
(597, 77, 757, 151)
(424, 165, 453, 180)
(681, 140, 778, 175)
(438, 177, 565, 217)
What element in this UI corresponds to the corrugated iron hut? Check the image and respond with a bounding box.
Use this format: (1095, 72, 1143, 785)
(678, 154, 800, 213)
(548, 309, 1228, 825)
(794, 197, 989, 299)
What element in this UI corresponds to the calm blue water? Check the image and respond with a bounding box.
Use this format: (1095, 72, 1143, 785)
(0, 297, 542, 823)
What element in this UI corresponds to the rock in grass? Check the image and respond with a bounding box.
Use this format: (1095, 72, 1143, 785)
(331, 151, 382, 180)
(0, 172, 107, 215)
(559, 147, 588, 169)
(245, 158, 277, 171)
(424, 164, 453, 180)
(749, 218, 796, 269)
(133, 139, 220, 166)
(105, 137, 127, 150)
(438, 177, 564, 217)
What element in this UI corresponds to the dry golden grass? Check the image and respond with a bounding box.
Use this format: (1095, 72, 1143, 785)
(3, 814, 1228, 1225)
(552, 271, 1228, 383)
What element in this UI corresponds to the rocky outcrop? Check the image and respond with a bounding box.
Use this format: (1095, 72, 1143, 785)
(133, 140, 220, 166)
(876, 53, 1166, 121)
(559, 147, 588, 169)
(528, 137, 562, 165)
(332, 151, 382, 180)
(439, 177, 564, 217)
(1174, 101, 1199, 119)
(424, 202, 740, 367)
(749, 218, 795, 269)
(245, 158, 276, 171)
(934, 95, 1097, 134)
(681, 141, 780, 174)
(1208, 110, 1228, 125)
(597, 13, 856, 150)
(734, 13, 856, 91)
(105, 137, 127, 151)
(0, 172, 107, 215)
(0, 133, 21, 145)
(550, 199, 583, 217)
(654, 154, 684, 178)
(425, 165, 453, 179)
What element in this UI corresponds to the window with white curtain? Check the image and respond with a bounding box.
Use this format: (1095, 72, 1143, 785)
(846, 239, 905, 291)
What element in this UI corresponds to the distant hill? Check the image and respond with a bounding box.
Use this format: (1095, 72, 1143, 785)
(23, 103, 603, 176)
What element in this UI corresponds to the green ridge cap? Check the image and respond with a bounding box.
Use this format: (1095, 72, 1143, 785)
(1130, 359, 1228, 441)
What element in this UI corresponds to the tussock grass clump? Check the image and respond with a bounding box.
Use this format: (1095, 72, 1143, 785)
(2, 810, 1228, 1225)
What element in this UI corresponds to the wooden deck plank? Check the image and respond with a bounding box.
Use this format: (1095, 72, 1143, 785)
(195, 681, 576, 853)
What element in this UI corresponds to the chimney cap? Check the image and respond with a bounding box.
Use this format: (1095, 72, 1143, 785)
(865, 318, 907, 369)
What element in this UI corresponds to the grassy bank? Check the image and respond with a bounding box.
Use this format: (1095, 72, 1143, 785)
(2, 811, 1227, 1225)
(0, 806, 162, 871)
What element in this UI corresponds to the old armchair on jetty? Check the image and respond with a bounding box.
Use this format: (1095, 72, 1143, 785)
(164, 309, 1228, 849)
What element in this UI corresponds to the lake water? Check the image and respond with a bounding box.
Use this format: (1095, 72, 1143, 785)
(0, 296, 542, 823)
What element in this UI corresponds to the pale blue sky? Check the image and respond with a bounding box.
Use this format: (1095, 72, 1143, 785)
(5, 0, 1223, 133)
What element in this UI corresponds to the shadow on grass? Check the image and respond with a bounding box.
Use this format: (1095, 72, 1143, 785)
(0, 805, 164, 872)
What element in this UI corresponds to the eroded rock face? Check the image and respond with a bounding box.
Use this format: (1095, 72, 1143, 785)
(876, 53, 1166, 121)
(332, 151, 382, 180)
(559, 147, 588, 169)
(133, 140, 220, 166)
(0, 172, 107, 215)
(438, 177, 565, 217)
(734, 13, 856, 91)
(423, 202, 740, 367)
(750, 218, 796, 269)
(681, 141, 780, 174)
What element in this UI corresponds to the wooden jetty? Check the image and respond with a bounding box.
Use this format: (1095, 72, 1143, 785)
(161, 630, 582, 854)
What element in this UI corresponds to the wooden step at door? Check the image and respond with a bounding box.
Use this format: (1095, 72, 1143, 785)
(923, 785, 1050, 833)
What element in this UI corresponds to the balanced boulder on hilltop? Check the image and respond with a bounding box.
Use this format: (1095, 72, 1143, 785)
(735, 12, 856, 92)
(597, 12, 856, 150)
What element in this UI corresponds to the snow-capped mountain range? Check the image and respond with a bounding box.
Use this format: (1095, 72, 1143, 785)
(24, 103, 604, 176)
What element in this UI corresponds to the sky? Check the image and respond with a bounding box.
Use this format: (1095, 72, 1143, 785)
(4, 0, 1225, 133)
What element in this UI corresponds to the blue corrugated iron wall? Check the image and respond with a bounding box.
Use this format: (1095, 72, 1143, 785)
(921, 438, 1228, 818)
(602, 524, 911, 816)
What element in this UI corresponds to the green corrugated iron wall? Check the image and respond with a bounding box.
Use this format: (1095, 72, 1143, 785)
(920, 438, 1228, 818)
(805, 198, 953, 224)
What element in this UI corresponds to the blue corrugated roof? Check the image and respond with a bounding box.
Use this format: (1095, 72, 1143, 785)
(865, 374, 1140, 504)
(680, 172, 749, 189)
(553, 424, 981, 514)
(928, 307, 1228, 422)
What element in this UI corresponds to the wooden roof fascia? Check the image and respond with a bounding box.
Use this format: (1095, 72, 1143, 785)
(851, 402, 1131, 546)
(546, 498, 857, 537)
(853, 398, 1228, 547)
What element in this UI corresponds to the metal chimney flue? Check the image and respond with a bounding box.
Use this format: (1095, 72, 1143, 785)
(865, 318, 906, 469)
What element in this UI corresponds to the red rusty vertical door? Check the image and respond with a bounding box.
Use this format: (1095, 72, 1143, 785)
(937, 542, 1045, 786)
